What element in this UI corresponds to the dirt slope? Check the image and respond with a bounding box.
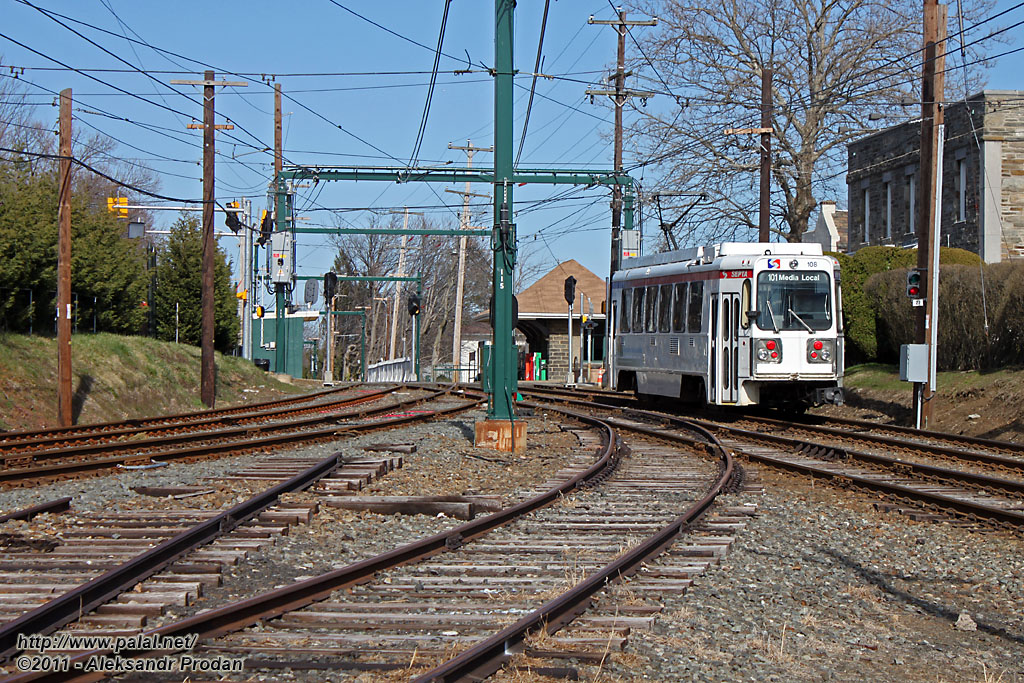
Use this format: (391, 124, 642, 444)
(810, 364, 1024, 444)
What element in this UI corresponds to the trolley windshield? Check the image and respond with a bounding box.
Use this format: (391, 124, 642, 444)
(755, 270, 832, 332)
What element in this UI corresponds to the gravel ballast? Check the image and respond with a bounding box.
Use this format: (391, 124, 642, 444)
(602, 467, 1024, 682)
(3, 396, 1023, 682)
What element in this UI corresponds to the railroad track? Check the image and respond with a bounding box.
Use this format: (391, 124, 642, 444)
(0, 392, 482, 673)
(0, 385, 399, 464)
(1, 396, 742, 682)
(519, 386, 1024, 530)
(521, 382, 1024, 463)
(0, 387, 452, 487)
(0, 384, 365, 447)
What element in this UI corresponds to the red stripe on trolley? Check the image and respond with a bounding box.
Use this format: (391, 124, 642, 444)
(719, 269, 753, 279)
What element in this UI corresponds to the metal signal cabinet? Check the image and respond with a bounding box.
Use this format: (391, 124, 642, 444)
(608, 242, 845, 408)
(269, 231, 294, 285)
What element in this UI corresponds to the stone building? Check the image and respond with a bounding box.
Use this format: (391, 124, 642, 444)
(846, 90, 1024, 262)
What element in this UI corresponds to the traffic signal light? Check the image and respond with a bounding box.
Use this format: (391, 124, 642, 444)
(906, 268, 923, 299)
(106, 197, 128, 218)
(407, 293, 421, 316)
(564, 276, 577, 306)
(255, 305, 265, 318)
(224, 201, 243, 233)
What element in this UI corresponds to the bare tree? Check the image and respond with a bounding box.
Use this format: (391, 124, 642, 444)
(327, 213, 497, 373)
(629, 0, 995, 244)
(330, 214, 402, 366)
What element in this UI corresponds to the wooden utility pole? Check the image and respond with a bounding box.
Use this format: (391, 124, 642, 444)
(587, 11, 656, 275)
(274, 83, 283, 179)
(170, 72, 247, 408)
(915, 0, 947, 428)
(723, 64, 774, 241)
(200, 71, 217, 408)
(57, 88, 73, 427)
(387, 208, 424, 361)
(759, 67, 772, 242)
(446, 141, 491, 382)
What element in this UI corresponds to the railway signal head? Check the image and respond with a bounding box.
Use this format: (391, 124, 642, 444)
(224, 201, 243, 233)
(323, 271, 338, 304)
(256, 210, 273, 246)
(408, 293, 421, 316)
(564, 276, 577, 306)
(906, 268, 923, 299)
(106, 197, 128, 218)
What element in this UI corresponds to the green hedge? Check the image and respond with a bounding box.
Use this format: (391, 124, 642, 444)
(858, 253, 1023, 370)
(830, 247, 981, 365)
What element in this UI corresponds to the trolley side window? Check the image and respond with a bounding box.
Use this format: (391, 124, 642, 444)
(740, 279, 752, 329)
(687, 281, 704, 332)
(631, 286, 645, 332)
(644, 285, 658, 333)
(620, 288, 632, 333)
(671, 283, 687, 332)
(658, 284, 672, 333)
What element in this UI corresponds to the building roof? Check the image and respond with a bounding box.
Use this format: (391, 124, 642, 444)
(516, 260, 606, 317)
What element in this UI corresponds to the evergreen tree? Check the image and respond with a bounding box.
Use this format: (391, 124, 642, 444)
(0, 161, 147, 334)
(153, 214, 239, 352)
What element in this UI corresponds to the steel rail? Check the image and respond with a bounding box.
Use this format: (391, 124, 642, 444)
(0, 395, 483, 669)
(522, 389, 1024, 528)
(687, 418, 1024, 494)
(0, 384, 368, 445)
(4, 400, 618, 683)
(787, 411, 1024, 455)
(414, 409, 735, 683)
(523, 386, 1024, 473)
(0, 498, 71, 523)
(0, 452, 343, 663)
(520, 383, 1024, 460)
(0, 387, 397, 462)
(693, 411, 1024, 470)
(0, 389, 450, 486)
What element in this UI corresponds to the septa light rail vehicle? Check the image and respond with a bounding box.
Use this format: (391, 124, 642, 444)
(607, 242, 845, 409)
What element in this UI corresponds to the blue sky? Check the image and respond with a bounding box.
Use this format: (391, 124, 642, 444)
(2, 0, 1021, 292)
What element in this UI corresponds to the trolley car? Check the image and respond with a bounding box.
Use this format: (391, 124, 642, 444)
(607, 242, 844, 408)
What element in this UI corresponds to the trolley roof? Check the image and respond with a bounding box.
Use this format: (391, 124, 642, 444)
(621, 242, 824, 270)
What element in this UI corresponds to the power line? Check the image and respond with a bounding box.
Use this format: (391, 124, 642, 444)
(517, 0, 552, 167)
(408, 0, 452, 168)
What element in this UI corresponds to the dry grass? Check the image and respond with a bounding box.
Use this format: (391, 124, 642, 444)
(756, 621, 793, 664)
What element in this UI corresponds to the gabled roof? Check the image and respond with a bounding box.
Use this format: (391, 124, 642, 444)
(516, 260, 605, 316)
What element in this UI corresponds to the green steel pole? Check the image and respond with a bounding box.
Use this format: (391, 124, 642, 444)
(415, 278, 422, 381)
(624, 183, 634, 231)
(490, 0, 516, 420)
(274, 177, 288, 373)
(361, 313, 366, 382)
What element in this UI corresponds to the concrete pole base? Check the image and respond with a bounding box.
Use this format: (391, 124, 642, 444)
(474, 419, 527, 453)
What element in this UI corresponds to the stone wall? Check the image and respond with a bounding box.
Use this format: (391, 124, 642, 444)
(984, 93, 1024, 257)
(846, 90, 1024, 261)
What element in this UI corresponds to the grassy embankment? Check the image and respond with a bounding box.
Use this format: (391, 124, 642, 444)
(823, 363, 1024, 442)
(0, 333, 306, 431)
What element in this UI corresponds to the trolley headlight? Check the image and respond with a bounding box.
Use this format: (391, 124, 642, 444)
(755, 338, 782, 363)
(807, 339, 834, 363)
